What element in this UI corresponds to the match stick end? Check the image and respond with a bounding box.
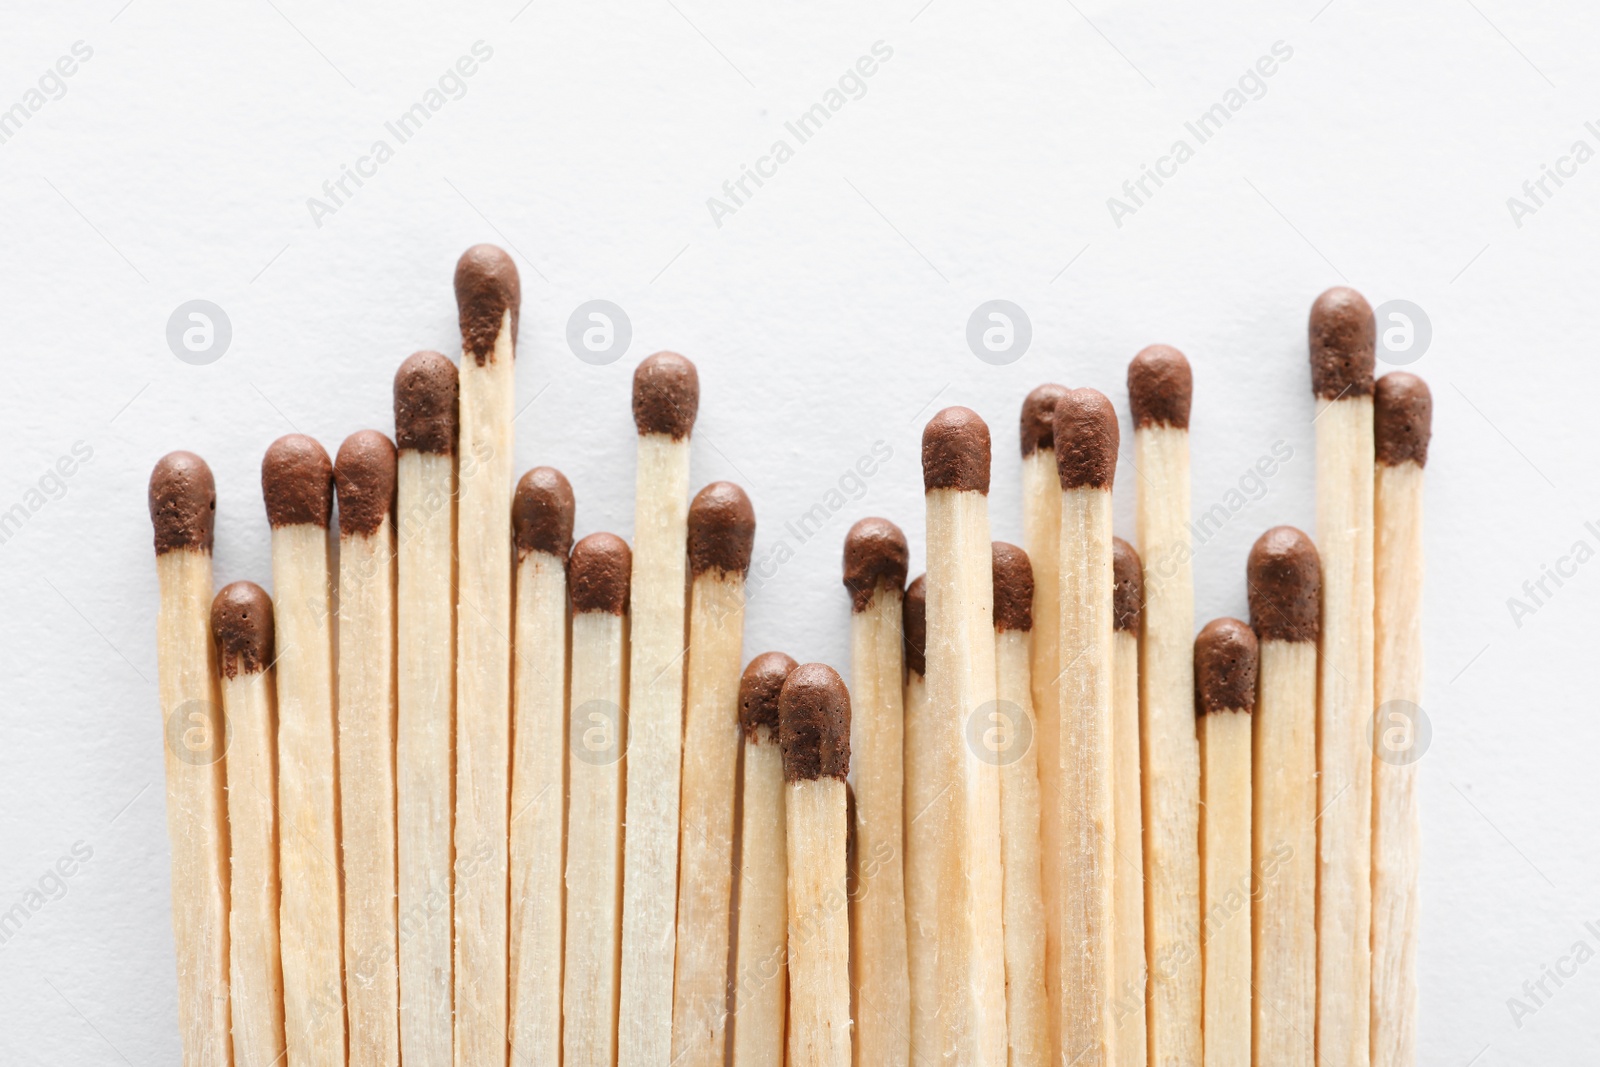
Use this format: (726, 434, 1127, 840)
(149, 450, 215, 555)
(1113, 537, 1143, 634)
(779, 662, 851, 782)
(262, 434, 334, 529)
(842, 517, 909, 611)
(1247, 525, 1321, 643)
(1309, 286, 1375, 399)
(569, 532, 631, 614)
(740, 651, 798, 743)
(1127, 344, 1193, 429)
(394, 350, 459, 454)
(1375, 371, 1433, 467)
(633, 351, 699, 439)
(1020, 383, 1069, 457)
(991, 541, 1033, 632)
(688, 481, 755, 578)
(334, 430, 396, 538)
(903, 575, 927, 676)
(1195, 617, 1258, 715)
(923, 406, 991, 493)
(211, 581, 274, 678)
(1055, 387, 1119, 490)
(455, 244, 521, 364)
(514, 467, 576, 560)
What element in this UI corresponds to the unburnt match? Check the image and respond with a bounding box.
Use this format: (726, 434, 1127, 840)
(900, 575, 944, 1067)
(1110, 538, 1147, 1066)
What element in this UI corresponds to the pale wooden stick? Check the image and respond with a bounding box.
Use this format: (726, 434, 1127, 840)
(149, 451, 231, 1067)
(1110, 539, 1148, 1064)
(900, 577, 943, 1067)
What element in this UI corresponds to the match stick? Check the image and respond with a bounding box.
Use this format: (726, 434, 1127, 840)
(1248, 526, 1320, 1066)
(563, 533, 632, 1067)
(393, 350, 458, 1067)
(992, 542, 1048, 1067)
(212, 582, 285, 1067)
(1110, 538, 1147, 1064)
(673, 481, 757, 1067)
(781, 663, 854, 1067)
(509, 467, 575, 1064)
(262, 434, 345, 1064)
(1308, 287, 1376, 1067)
(1126, 344, 1202, 1064)
(334, 431, 401, 1066)
(1054, 389, 1118, 1067)
(148, 452, 231, 1067)
(1196, 618, 1257, 1067)
(900, 575, 944, 1067)
(453, 243, 519, 1066)
(842, 517, 911, 1067)
(1370, 373, 1432, 1067)
(619, 351, 699, 1067)
(730, 651, 797, 1067)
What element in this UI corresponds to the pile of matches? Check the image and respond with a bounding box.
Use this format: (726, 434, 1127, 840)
(147, 246, 1433, 1067)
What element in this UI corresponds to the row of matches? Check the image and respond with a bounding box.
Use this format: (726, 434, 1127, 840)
(146, 243, 1432, 1067)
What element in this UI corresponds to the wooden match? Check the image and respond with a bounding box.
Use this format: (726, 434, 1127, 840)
(900, 575, 944, 1067)
(1110, 537, 1147, 1065)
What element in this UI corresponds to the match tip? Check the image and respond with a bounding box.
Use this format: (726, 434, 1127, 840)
(262, 434, 334, 529)
(394, 350, 459, 454)
(455, 244, 520, 364)
(1309, 286, 1375, 399)
(569, 532, 631, 615)
(739, 651, 799, 743)
(779, 662, 851, 782)
(922, 406, 991, 493)
(1055, 387, 1119, 490)
(513, 467, 576, 559)
(1195, 617, 1258, 715)
(903, 575, 927, 676)
(1113, 537, 1143, 633)
(992, 542, 1033, 633)
(211, 581, 274, 678)
(1247, 526, 1321, 644)
(842, 517, 909, 612)
(688, 481, 755, 578)
(1020, 384, 1070, 457)
(1128, 344, 1193, 429)
(633, 351, 699, 439)
(1374, 372, 1433, 468)
(334, 430, 396, 538)
(149, 450, 215, 555)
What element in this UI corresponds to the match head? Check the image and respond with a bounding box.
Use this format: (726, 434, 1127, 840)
(1374, 372, 1433, 468)
(569, 532, 631, 615)
(688, 481, 756, 578)
(903, 575, 927, 676)
(262, 435, 334, 529)
(1195, 617, 1258, 716)
(211, 581, 274, 678)
(1247, 525, 1321, 644)
(1054, 387, 1119, 490)
(739, 651, 799, 743)
(513, 467, 576, 560)
(633, 351, 699, 439)
(1308, 286, 1375, 399)
(394, 350, 458, 454)
(922, 406, 991, 494)
(334, 430, 396, 538)
(1020, 384, 1070, 457)
(1112, 537, 1143, 634)
(1127, 344, 1193, 429)
(455, 244, 520, 365)
(991, 542, 1033, 633)
(779, 662, 851, 782)
(842, 517, 909, 612)
(149, 450, 215, 556)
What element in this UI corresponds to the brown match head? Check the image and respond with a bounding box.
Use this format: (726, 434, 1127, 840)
(633, 351, 699, 439)
(149, 451, 215, 555)
(513, 467, 576, 559)
(569, 532, 631, 614)
(1374, 372, 1433, 468)
(992, 542, 1033, 633)
(1309, 287, 1375, 399)
(1247, 526, 1321, 644)
(1113, 537, 1143, 634)
(211, 581, 274, 678)
(1055, 387, 1119, 490)
(842, 517, 909, 612)
(903, 574, 927, 677)
(923, 406, 991, 494)
(261, 435, 333, 529)
(394, 350, 459, 454)
(739, 651, 798, 743)
(1127, 344, 1193, 429)
(334, 430, 396, 538)
(779, 662, 851, 782)
(1195, 617, 1258, 716)
(455, 244, 520, 365)
(1020, 384, 1069, 457)
(688, 481, 756, 578)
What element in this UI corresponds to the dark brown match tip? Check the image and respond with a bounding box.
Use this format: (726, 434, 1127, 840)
(1247, 526, 1321, 644)
(1374, 372, 1433, 468)
(903, 575, 927, 677)
(740, 651, 799, 743)
(1055, 387, 1119, 490)
(1309, 287, 1376, 400)
(513, 467, 575, 559)
(334, 430, 396, 538)
(922, 406, 991, 494)
(262, 435, 334, 529)
(1128, 344, 1193, 429)
(1020, 384, 1070, 457)
(688, 481, 755, 578)
(992, 542, 1033, 633)
(394, 350, 459, 454)
(211, 581, 274, 679)
(633, 351, 699, 439)
(455, 244, 520, 365)
(843, 517, 909, 612)
(149, 451, 215, 556)
(779, 662, 852, 782)
(1113, 537, 1143, 634)
(569, 532, 631, 614)
(1195, 617, 1258, 716)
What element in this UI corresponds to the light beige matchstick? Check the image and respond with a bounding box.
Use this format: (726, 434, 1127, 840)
(900, 575, 944, 1067)
(262, 434, 345, 1065)
(148, 452, 232, 1067)
(1110, 538, 1148, 1064)
(672, 481, 757, 1067)
(1370, 373, 1432, 1067)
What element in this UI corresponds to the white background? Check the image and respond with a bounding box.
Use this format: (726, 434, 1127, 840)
(1, 0, 1596, 1062)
